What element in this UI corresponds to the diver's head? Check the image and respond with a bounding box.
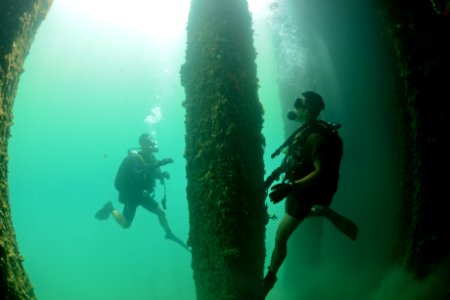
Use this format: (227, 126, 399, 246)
(287, 91, 325, 122)
(139, 133, 159, 153)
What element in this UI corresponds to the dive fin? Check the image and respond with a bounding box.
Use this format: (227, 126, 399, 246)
(309, 206, 358, 241)
(165, 232, 191, 252)
(95, 201, 113, 220)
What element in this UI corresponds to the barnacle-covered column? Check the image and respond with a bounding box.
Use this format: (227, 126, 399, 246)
(377, 0, 450, 280)
(180, 0, 267, 299)
(0, 1, 53, 298)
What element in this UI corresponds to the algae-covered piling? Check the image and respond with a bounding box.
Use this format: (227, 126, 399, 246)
(181, 0, 268, 298)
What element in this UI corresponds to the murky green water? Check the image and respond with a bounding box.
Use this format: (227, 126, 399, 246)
(9, 1, 439, 300)
(8, 1, 283, 299)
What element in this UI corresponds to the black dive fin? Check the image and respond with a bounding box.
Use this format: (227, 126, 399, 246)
(165, 233, 191, 252)
(309, 206, 358, 241)
(95, 201, 113, 220)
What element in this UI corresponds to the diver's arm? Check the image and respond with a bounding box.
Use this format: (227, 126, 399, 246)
(154, 159, 172, 183)
(140, 158, 174, 172)
(290, 158, 324, 190)
(291, 132, 327, 190)
(154, 158, 174, 169)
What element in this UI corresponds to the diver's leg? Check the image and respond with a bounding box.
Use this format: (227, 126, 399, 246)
(155, 207, 190, 251)
(155, 207, 172, 235)
(245, 214, 302, 299)
(269, 214, 302, 273)
(142, 199, 171, 234)
(111, 210, 131, 229)
(255, 214, 302, 298)
(144, 200, 190, 251)
(111, 201, 135, 229)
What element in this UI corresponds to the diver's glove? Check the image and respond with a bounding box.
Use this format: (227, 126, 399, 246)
(269, 183, 293, 204)
(161, 171, 170, 180)
(264, 166, 284, 195)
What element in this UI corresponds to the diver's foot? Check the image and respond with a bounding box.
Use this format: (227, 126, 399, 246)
(95, 201, 113, 220)
(165, 232, 191, 252)
(245, 269, 277, 300)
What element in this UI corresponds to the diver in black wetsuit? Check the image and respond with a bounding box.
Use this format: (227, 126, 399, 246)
(95, 133, 190, 252)
(247, 91, 357, 299)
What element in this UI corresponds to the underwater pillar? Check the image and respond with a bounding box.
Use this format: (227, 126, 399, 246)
(180, 0, 267, 299)
(377, 0, 450, 280)
(0, 0, 53, 299)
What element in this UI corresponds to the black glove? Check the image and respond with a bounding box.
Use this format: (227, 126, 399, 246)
(269, 183, 293, 204)
(161, 171, 170, 180)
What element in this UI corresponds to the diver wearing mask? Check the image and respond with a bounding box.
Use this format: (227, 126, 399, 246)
(95, 133, 190, 252)
(248, 91, 357, 300)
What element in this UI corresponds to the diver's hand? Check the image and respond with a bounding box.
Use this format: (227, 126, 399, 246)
(162, 171, 170, 180)
(263, 177, 273, 195)
(269, 183, 293, 204)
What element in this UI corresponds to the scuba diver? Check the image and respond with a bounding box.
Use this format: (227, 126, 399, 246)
(95, 133, 190, 252)
(247, 91, 358, 299)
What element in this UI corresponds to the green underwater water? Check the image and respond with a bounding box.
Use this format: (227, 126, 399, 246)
(7, 1, 284, 299)
(9, 0, 437, 300)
